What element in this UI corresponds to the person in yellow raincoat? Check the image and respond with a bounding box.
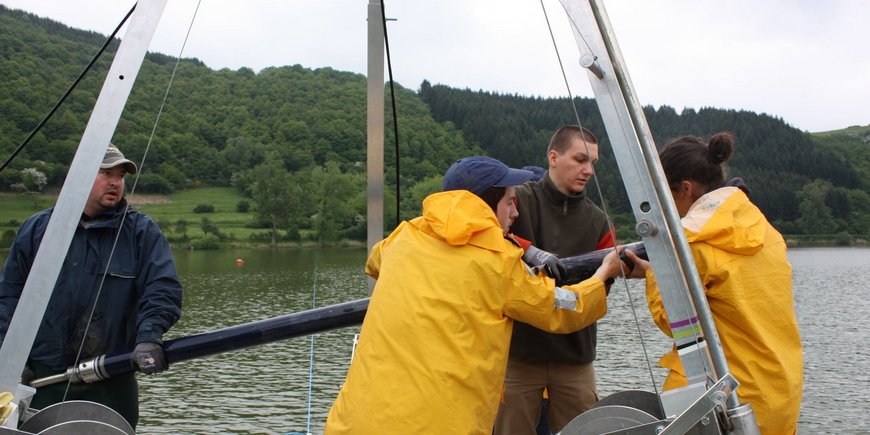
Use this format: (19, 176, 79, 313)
(324, 156, 627, 434)
(624, 132, 803, 434)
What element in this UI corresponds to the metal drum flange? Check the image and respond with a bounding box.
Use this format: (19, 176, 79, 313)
(559, 405, 657, 435)
(38, 420, 129, 434)
(18, 400, 134, 435)
(591, 390, 665, 419)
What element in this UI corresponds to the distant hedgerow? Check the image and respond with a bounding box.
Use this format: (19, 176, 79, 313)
(236, 200, 250, 213)
(193, 204, 215, 213)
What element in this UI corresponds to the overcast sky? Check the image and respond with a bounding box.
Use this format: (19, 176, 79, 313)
(2, 0, 868, 133)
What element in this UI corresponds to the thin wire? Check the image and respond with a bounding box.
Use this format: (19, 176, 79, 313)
(558, 0, 716, 389)
(304, 255, 319, 435)
(127, 0, 202, 199)
(380, 0, 401, 227)
(63, 0, 202, 407)
(539, 0, 663, 403)
(538, 0, 582, 127)
(0, 4, 137, 173)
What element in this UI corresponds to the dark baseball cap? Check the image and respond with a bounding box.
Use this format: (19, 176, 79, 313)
(101, 144, 137, 174)
(442, 156, 533, 196)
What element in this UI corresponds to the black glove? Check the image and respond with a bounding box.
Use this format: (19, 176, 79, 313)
(21, 365, 35, 385)
(522, 245, 567, 284)
(131, 341, 167, 374)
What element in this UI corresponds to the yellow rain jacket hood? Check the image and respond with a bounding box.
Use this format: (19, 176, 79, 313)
(645, 187, 803, 434)
(326, 190, 608, 434)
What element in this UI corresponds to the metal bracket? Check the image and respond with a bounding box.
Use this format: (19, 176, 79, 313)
(659, 373, 738, 435)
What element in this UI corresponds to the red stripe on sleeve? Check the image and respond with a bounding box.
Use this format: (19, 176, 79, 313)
(595, 228, 616, 250)
(509, 233, 533, 251)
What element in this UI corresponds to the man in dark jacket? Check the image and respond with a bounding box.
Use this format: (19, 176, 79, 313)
(0, 144, 183, 429)
(495, 126, 614, 434)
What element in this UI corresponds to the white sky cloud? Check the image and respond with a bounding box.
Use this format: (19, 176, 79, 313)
(2, 0, 868, 132)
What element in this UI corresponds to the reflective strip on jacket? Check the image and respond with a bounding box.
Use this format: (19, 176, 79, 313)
(325, 190, 608, 434)
(644, 187, 803, 435)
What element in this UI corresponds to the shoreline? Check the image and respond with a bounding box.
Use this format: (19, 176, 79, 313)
(785, 238, 868, 248)
(3, 239, 867, 254)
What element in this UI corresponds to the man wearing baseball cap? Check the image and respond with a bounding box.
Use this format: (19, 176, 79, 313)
(326, 155, 624, 434)
(0, 144, 182, 429)
(101, 144, 138, 174)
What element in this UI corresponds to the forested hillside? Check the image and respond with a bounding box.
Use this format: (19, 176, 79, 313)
(1, 5, 866, 243)
(0, 6, 480, 242)
(420, 83, 869, 237)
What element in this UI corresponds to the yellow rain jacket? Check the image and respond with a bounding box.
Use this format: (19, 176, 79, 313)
(644, 187, 803, 434)
(325, 190, 608, 434)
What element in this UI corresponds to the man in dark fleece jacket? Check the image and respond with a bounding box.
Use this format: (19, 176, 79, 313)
(495, 126, 614, 434)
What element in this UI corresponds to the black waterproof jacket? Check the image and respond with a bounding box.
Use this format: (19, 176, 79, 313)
(0, 199, 182, 371)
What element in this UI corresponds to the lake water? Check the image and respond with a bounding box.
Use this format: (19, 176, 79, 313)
(5, 247, 869, 433)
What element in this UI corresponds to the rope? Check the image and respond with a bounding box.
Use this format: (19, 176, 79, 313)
(380, 0, 402, 226)
(560, 0, 718, 390)
(569, 3, 718, 386)
(538, 0, 664, 405)
(304, 254, 319, 435)
(0, 4, 137, 173)
(127, 0, 202, 200)
(62, 0, 203, 408)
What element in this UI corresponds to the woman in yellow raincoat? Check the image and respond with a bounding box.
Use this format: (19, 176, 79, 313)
(325, 156, 625, 434)
(625, 132, 803, 434)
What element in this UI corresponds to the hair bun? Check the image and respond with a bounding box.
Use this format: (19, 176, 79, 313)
(707, 132, 735, 165)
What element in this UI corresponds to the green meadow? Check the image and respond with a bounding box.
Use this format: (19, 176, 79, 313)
(0, 188, 331, 249)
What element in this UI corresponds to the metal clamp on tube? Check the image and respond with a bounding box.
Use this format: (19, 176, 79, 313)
(75, 356, 111, 384)
(28, 356, 109, 388)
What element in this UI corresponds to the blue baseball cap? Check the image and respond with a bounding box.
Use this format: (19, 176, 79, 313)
(442, 156, 534, 196)
(520, 165, 546, 182)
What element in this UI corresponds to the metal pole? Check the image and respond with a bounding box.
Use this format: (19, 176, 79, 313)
(0, 0, 168, 397)
(560, 0, 747, 420)
(583, 0, 737, 408)
(366, 0, 386, 295)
